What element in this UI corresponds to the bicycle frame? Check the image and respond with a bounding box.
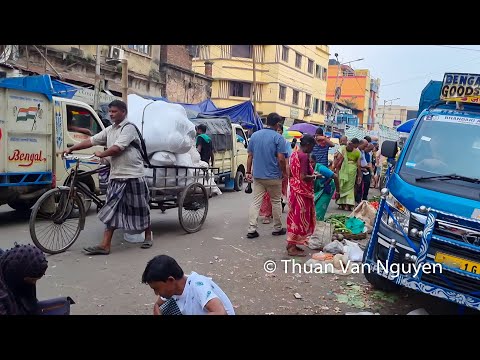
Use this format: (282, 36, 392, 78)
(63, 158, 109, 210)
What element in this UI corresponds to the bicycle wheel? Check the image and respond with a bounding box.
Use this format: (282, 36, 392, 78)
(178, 182, 208, 233)
(29, 188, 86, 254)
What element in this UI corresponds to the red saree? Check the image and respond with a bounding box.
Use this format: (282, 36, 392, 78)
(286, 151, 315, 246)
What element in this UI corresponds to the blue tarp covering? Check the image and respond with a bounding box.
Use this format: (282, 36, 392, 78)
(0, 74, 78, 101)
(199, 101, 263, 130)
(396, 118, 416, 133)
(142, 95, 263, 130)
(181, 99, 218, 113)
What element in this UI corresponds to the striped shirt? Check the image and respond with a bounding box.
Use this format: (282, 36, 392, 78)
(312, 143, 330, 166)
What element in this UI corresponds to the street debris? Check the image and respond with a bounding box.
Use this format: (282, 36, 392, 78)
(213, 237, 224, 240)
(265, 312, 275, 315)
(345, 311, 380, 315)
(294, 293, 302, 299)
(407, 308, 429, 315)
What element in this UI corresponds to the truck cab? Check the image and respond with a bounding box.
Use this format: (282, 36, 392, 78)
(363, 72, 480, 311)
(0, 75, 106, 211)
(191, 116, 249, 191)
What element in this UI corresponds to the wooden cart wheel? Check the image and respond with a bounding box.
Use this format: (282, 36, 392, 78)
(178, 182, 209, 233)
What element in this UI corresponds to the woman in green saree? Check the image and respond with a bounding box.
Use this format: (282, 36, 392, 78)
(310, 155, 340, 221)
(333, 138, 362, 212)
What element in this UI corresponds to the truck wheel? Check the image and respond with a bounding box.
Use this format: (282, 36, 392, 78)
(234, 171, 244, 191)
(8, 199, 36, 213)
(363, 240, 400, 292)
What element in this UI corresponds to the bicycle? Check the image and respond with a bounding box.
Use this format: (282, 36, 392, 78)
(29, 154, 109, 254)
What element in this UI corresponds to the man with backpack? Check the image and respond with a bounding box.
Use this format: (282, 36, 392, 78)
(64, 100, 152, 255)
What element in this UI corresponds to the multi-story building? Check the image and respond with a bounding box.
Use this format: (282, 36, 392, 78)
(192, 45, 330, 125)
(326, 60, 380, 128)
(0, 45, 212, 104)
(375, 105, 418, 128)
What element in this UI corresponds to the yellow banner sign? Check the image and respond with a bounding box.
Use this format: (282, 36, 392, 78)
(441, 73, 480, 103)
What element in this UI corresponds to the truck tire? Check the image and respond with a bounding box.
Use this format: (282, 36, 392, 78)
(8, 199, 36, 213)
(363, 240, 400, 292)
(234, 171, 244, 191)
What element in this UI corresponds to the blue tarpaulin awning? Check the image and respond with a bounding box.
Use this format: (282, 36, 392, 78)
(141, 95, 263, 130)
(0, 74, 78, 101)
(396, 118, 416, 133)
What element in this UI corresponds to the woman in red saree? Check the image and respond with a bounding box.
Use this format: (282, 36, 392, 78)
(286, 134, 318, 256)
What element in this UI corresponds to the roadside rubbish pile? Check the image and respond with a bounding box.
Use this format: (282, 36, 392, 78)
(305, 201, 378, 274)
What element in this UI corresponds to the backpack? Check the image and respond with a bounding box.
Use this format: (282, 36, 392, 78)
(120, 122, 151, 167)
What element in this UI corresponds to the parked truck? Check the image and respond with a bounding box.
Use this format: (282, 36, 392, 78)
(190, 115, 249, 191)
(363, 72, 480, 311)
(0, 75, 107, 211)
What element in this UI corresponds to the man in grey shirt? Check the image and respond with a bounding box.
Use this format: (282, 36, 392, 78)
(65, 100, 152, 255)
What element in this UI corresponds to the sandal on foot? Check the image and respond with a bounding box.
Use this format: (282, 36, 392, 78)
(83, 246, 110, 255)
(141, 239, 153, 249)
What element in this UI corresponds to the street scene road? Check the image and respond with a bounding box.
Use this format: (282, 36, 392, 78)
(0, 189, 465, 315)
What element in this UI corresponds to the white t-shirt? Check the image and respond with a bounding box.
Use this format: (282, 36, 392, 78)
(171, 272, 235, 315)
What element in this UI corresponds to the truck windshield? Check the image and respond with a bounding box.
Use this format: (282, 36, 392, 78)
(400, 113, 480, 189)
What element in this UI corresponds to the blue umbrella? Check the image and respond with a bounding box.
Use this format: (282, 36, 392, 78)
(396, 118, 416, 133)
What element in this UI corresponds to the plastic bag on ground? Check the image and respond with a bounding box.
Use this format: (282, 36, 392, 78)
(124, 231, 145, 243)
(344, 240, 364, 262)
(323, 240, 345, 255)
(407, 308, 429, 315)
(127, 94, 196, 155)
(307, 221, 333, 250)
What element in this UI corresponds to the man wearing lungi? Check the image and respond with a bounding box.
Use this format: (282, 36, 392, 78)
(64, 100, 152, 255)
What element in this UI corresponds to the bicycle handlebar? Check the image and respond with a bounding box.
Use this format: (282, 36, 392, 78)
(63, 154, 98, 161)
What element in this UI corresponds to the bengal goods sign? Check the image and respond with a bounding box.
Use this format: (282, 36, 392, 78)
(441, 73, 480, 104)
(8, 149, 47, 167)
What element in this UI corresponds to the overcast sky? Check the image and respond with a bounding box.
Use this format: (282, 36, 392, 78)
(328, 45, 480, 108)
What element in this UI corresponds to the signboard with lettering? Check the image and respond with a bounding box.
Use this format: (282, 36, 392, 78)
(4, 89, 52, 173)
(441, 73, 480, 104)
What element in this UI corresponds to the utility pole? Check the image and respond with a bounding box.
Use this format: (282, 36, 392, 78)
(93, 45, 101, 111)
(121, 58, 128, 105)
(381, 97, 400, 126)
(328, 53, 340, 135)
(252, 45, 257, 114)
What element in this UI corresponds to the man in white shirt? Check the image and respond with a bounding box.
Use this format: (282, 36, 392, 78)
(142, 255, 235, 315)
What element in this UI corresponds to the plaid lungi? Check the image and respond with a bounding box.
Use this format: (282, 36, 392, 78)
(98, 177, 150, 231)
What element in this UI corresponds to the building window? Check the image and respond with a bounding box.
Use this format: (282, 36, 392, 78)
(230, 81, 251, 97)
(308, 59, 314, 74)
(313, 98, 320, 114)
(128, 45, 151, 55)
(279, 85, 286, 101)
(295, 53, 302, 69)
(282, 46, 289, 62)
(231, 45, 252, 59)
(320, 100, 326, 115)
(305, 94, 311, 108)
(322, 67, 327, 81)
(292, 90, 299, 105)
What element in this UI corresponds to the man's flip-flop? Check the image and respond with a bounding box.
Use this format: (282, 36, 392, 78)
(141, 240, 153, 249)
(83, 246, 110, 255)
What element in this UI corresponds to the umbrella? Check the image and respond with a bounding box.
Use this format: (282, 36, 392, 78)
(288, 123, 320, 135)
(396, 118, 416, 133)
(284, 130, 303, 139)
